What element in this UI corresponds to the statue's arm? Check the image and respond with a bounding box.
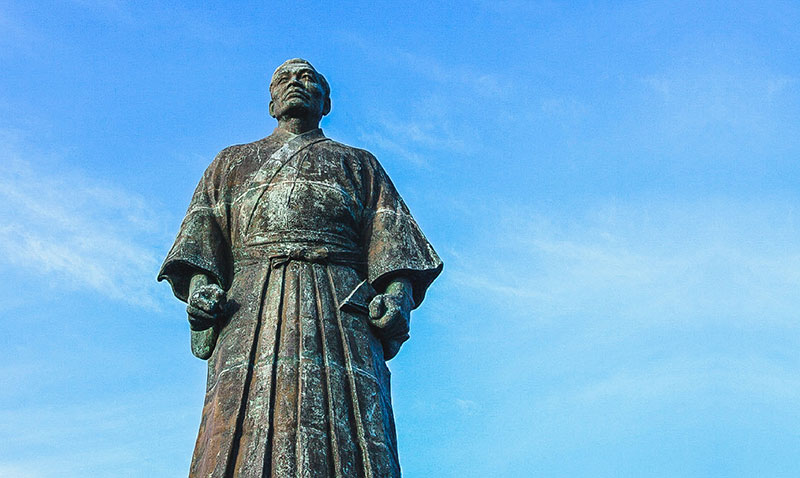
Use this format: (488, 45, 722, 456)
(188, 273, 221, 360)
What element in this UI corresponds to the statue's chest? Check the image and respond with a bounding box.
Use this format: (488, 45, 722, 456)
(236, 154, 362, 243)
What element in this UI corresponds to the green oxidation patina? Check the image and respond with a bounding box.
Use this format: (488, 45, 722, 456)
(158, 58, 442, 478)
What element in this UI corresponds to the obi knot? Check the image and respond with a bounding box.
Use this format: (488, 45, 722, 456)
(269, 246, 331, 268)
(232, 244, 366, 272)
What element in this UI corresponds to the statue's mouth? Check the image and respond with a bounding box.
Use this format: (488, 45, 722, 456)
(285, 89, 309, 101)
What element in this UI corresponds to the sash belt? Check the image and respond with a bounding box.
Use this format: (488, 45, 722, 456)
(233, 245, 365, 271)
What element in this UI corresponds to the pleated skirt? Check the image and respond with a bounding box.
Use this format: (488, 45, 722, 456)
(189, 260, 400, 478)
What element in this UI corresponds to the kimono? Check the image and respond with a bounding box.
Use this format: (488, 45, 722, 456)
(158, 128, 442, 478)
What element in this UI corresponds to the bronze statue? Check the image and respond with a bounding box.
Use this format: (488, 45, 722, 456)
(158, 58, 442, 477)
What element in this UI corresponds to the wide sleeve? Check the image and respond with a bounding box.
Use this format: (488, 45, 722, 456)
(361, 153, 443, 308)
(157, 153, 232, 302)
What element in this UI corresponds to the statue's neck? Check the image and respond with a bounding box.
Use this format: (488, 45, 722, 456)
(276, 116, 320, 135)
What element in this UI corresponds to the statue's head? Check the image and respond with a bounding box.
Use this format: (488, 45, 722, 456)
(269, 58, 331, 122)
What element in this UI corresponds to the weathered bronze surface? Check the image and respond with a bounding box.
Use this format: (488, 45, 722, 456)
(158, 58, 442, 477)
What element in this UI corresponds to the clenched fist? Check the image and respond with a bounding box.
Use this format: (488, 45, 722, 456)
(369, 277, 414, 359)
(187, 281, 226, 331)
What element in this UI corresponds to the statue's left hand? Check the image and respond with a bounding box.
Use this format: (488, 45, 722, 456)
(368, 277, 414, 343)
(187, 283, 226, 331)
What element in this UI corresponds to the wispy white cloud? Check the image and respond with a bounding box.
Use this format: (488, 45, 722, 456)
(563, 356, 711, 405)
(420, 196, 800, 459)
(358, 109, 467, 167)
(0, 390, 198, 477)
(0, 132, 166, 309)
(449, 198, 800, 327)
(641, 72, 799, 134)
(533, 353, 800, 433)
(454, 398, 479, 416)
(335, 35, 510, 165)
(0, 464, 42, 478)
(551, 354, 800, 407)
(392, 50, 510, 100)
(341, 33, 511, 100)
(540, 96, 589, 125)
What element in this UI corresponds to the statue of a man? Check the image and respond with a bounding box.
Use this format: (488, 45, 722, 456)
(158, 58, 442, 477)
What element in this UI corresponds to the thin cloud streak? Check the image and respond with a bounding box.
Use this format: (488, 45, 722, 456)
(351, 82, 477, 168)
(358, 110, 467, 168)
(548, 354, 800, 407)
(641, 72, 799, 132)
(426, 196, 800, 457)
(342, 32, 512, 99)
(416, 196, 800, 474)
(0, 134, 166, 309)
(0, 391, 197, 477)
(449, 198, 800, 327)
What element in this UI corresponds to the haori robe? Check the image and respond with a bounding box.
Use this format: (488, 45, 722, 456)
(158, 128, 442, 478)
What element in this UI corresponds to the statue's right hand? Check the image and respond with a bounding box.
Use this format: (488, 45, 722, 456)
(187, 283, 227, 331)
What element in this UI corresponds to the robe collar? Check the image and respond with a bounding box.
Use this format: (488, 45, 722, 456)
(268, 127, 326, 145)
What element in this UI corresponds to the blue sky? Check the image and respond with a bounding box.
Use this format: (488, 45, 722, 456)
(2, 1, 800, 476)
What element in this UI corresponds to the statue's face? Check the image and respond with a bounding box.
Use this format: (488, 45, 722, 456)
(269, 63, 330, 121)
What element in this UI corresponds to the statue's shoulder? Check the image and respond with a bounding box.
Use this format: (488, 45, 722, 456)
(319, 139, 388, 182)
(216, 137, 271, 161)
(318, 138, 380, 165)
(209, 136, 278, 174)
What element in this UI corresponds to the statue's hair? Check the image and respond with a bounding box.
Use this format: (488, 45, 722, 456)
(270, 58, 330, 99)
